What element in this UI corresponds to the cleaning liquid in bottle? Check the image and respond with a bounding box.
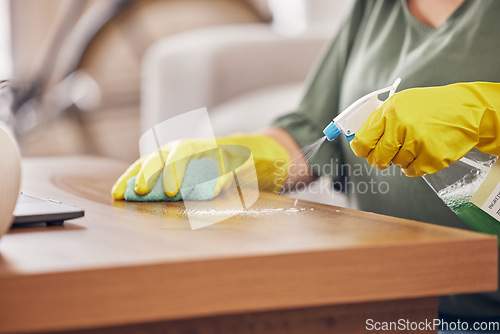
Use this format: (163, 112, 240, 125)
(423, 148, 500, 243)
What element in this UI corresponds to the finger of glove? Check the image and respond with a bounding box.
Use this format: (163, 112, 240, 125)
(402, 141, 459, 177)
(365, 126, 402, 169)
(402, 159, 427, 177)
(402, 153, 445, 177)
(350, 108, 386, 158)
(135, 150, 168, 195)
(392, 146, 415, 169)
(163, 157, 190, 197)
(111, 157, 146, 199)
(392, 134, 420, 169)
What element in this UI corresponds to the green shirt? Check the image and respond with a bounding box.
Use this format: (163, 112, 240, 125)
(273, 0, 500, 318)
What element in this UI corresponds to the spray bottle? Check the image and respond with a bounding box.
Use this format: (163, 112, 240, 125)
(323, 78, 401, 142)
(323, 78, 500, 243)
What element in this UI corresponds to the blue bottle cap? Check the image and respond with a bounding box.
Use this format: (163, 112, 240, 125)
(323, 122, 342, 141)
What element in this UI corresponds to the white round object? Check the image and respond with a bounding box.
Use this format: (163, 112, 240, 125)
(0, 121, 21, 237)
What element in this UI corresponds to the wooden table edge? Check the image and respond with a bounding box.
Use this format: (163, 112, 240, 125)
(0, 236, 496, 333)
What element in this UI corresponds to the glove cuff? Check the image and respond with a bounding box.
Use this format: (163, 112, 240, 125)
(217, 134, 291, 193)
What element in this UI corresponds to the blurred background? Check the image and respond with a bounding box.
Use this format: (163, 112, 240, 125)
(1, 0, 354, 163)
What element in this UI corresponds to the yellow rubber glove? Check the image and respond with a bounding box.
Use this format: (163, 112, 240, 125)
(112, 134, 290, 200)
(350, 82, 500, 177)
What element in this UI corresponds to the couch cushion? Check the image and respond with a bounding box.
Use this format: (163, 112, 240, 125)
(209, 83, 303, 136)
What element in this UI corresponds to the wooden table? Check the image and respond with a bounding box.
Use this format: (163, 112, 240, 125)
(0, 156, 497, 333)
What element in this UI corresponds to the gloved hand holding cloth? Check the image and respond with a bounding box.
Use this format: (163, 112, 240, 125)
(350, 82, 500, 177)
(112, 134, 290, 201)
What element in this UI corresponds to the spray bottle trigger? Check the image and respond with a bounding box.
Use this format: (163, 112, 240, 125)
(389, 78, 401, 98)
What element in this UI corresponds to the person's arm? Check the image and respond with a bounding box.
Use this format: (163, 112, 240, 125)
(264, 127, 314, 188)
(350, 82, 500, 177)
(270, 0, 366, 182)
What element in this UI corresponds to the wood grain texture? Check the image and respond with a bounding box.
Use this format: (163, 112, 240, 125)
(0, 156, 496, 333)
(61, 297, 438, 334)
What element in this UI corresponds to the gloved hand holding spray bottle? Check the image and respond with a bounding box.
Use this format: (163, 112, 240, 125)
(323, 79, 500, 244)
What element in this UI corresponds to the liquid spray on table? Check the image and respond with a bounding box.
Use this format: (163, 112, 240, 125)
(322, 78, 500, 243)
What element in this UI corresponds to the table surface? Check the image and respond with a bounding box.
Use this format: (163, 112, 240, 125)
(0, 156, 497, 332)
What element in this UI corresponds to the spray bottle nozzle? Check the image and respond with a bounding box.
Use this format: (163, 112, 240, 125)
(323, 78, 401, 142)
(323, 122, 342, 141)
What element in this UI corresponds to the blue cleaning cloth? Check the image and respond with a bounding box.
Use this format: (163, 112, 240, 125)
(124, 157, 219, 202)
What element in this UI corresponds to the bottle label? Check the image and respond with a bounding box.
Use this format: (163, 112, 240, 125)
(471, 158, 500, 222)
